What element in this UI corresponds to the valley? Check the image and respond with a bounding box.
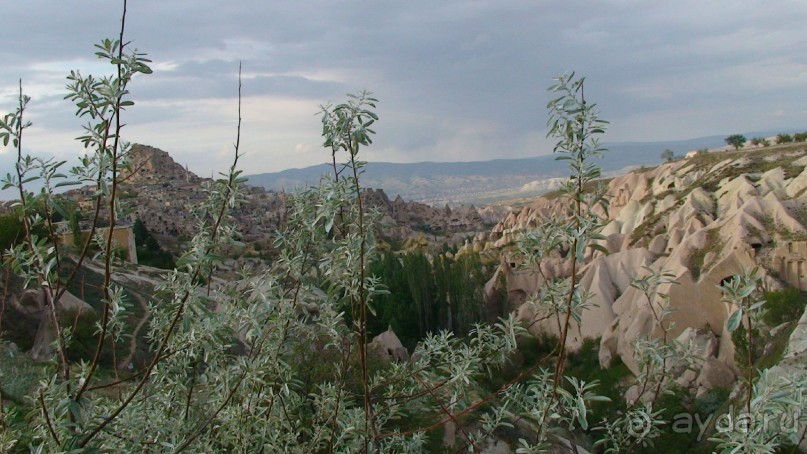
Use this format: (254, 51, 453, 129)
(4, 137, 807, 451)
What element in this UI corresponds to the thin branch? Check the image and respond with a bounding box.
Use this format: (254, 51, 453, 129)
(377, 349, 554, 439)
(413, 372, 479, 451)
(175, 371, 248, 452)
(79, 58, 244, 448)
(74, 0, 129, 401)
(11, 80, 71, 384)
(39, 391, 61, 446)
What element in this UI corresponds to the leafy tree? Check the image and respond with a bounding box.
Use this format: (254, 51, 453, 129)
(660, 149, 674, 162)
(749, 137, 768, 147)
(794, 131, 807, 142)
(367, 251, 420, 348)
(369, 249, 488, 350)
(440, 252, 485, 333)
(776, 133, 794, 144)
(724, 134, 747, 149)
(132, 218, 175, 269)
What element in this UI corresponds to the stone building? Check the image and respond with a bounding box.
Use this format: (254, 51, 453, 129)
(57, 223, 138, 264)
(772, 241, 807, 290)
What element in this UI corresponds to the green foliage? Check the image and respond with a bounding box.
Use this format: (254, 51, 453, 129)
(0, 343, 53, 402)
(730, 323, 763, 370)
(685, 229, 721, 281)
(660, 148, 675, 162)
(62, 308, 103, 363)
(723, 269, 766, 374)
(563, 337, 630, 422)
(0, 342, 49, 452)
(709, 269, 807, 452)
(132, 217, 175, 269)
(368, 250, 487, 351)
(776, 133, 794, 144)
(477, 333, 558, 392)
(0, 209, 25, 254)
(367, 251, 425, 350)
(631, 386, 728, 454)
(749, 137, 769, 148)
(762, 287, 807, 326)
(724, 134, 747, 150)
(434, 252, 486, 335)
(710, 369, 807, 452)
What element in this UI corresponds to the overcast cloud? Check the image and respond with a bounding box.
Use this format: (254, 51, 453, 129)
(1, 0, 806, 180)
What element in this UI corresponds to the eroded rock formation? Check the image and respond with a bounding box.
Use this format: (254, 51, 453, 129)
(483, 147, 807, 383)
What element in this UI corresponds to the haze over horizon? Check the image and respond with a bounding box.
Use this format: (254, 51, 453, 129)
(1, 1, 806, 180)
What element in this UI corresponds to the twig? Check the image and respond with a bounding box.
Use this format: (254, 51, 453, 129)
(413, 372, 480, 451)
(39, 391, 61, 445)
(11, 80, 72, 385)
(74, 0, 128, 401)
(376, 348, 554, 439)
(80, 58, 244, 449)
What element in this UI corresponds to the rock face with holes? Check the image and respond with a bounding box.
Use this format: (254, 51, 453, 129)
(483, 146, 807, 379)
(61, 144, 500, 255)
(369, 327, 410, 362)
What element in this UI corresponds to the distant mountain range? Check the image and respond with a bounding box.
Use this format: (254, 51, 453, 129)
(246, 131, 802, 205)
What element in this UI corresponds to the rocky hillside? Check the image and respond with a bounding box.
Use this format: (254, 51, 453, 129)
(481, 143, 807, 398)
(122, 144, 202, 185)
(2, 143, 504, 379)
(361, 188, 506, 249)
(64, 144, 501, 254)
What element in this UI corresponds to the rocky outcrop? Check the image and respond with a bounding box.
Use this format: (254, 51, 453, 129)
(123, 144, 201, 184)
(362, 189, 500, 248)
(483, 146, 807, 382)
(369, 327, 410, 362)
(5, 288, 97, 361)
(65, 145, 497, 255)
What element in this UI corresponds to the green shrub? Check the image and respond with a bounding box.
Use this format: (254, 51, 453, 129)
(776, 133, 794, 144)
(763, 287, 807, 326)
(564, 337, 630, 422)
(0, 342, 53, 402)
(132, 218, 175, 269)
(0, 211, 25, 254)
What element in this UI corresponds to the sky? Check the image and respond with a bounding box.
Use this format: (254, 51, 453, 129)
(1, 0, 806, 181)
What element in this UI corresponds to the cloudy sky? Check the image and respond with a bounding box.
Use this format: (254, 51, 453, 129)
(1, 0, 806, 180)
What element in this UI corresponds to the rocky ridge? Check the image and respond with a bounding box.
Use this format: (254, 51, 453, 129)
(2, 144, 504, 371)
(480, 143, 807, 398)
(65, 144, 503, 255)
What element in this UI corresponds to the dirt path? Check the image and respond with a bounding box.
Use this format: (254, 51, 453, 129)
(118, 290, 150, 372)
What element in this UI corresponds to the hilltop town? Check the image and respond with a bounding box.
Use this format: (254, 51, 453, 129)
(45, 144, 504, 263)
